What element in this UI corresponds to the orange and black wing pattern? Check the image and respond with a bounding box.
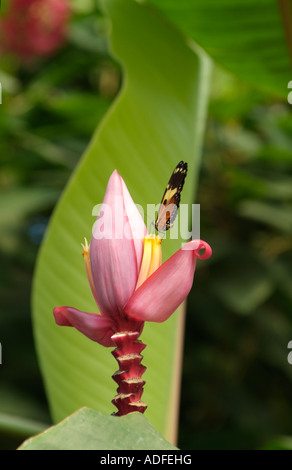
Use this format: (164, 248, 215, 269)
(155, 161, 188, 233)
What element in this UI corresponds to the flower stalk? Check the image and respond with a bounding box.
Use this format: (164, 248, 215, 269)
(111, 331, 147, 416)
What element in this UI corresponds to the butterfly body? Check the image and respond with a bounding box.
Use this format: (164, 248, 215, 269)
(155, 161, 188, 233)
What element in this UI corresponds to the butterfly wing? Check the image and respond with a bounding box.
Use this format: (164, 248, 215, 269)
(155, 161, 188, 232)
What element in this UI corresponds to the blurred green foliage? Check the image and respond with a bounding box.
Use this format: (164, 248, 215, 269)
(1, 0, 292, 450)
(0, 2, 119, 449)
(179, 71, 292, 449)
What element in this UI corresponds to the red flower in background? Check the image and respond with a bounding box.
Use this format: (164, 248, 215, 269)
(0, 0, 70, 61)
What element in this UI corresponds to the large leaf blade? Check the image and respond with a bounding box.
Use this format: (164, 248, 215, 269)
(32, 0, 211, 444)
(147, 0, 291, 97)
(19, 408, 177, 450)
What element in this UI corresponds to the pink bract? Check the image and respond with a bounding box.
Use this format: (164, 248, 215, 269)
(53, 169, 212, 416)
(53, 170, 212, 345)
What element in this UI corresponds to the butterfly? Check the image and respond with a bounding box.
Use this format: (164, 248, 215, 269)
(154, 161, 188, 233)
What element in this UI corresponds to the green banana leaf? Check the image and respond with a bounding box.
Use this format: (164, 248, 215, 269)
(19, 408, 178, 450)
(147, 0, 292, 98)
(31, 0, 211, 445)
